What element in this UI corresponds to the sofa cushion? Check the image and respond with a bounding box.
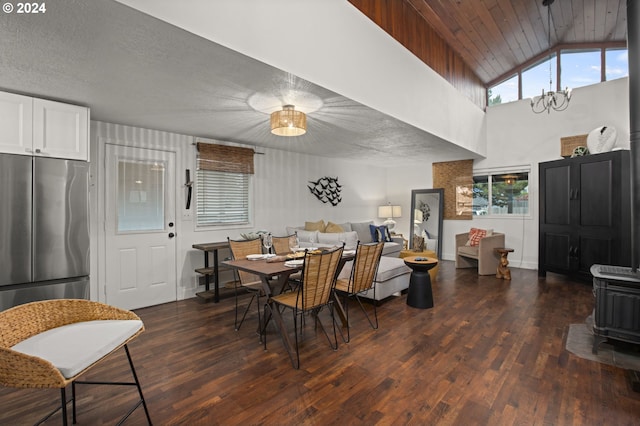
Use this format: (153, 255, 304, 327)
(305, 220, 326, 232)
(375, 256, 411, 281)
(350, 221, 374, 243)
(317, 231, 358, 249)
(295, 229, 319, 244)
(338, 222, 352, 232)
(338, 253, 409, 281)
(324, 222, 344, 233)
(12, 320, 143, 379)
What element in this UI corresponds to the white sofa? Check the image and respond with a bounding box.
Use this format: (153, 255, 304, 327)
(285, 221, 403, 257)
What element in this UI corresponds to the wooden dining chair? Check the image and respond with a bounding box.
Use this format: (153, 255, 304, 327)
(227, 237, 264, 332)
(0, 299, 151, 425)
(334, 241, 384, 342)
(263, 245, 344, 369)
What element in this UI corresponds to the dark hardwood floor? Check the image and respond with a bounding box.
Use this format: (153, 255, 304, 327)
(1, 261, 639, 425)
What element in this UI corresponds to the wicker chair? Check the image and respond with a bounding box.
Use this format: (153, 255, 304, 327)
(271, 234, 297, 255)
(263, 245, 344, 369)
(271, 234, 302, 291)
(334, 242, 384, 342)
(227, 237, 265, 332)
(0, 299, 151, 425)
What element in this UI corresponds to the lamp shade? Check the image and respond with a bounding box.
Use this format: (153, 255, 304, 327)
(270, 105, 307, 136)
(378, 205, 402, 219)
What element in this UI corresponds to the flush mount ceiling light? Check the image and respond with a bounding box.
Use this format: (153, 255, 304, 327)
(531, 0, 571, 114)
(270, 105, 307, 136)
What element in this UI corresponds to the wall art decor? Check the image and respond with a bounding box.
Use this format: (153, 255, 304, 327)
(308, 176, 342, 206)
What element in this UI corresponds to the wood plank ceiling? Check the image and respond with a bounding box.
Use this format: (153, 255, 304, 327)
(410, 0, 627, 86)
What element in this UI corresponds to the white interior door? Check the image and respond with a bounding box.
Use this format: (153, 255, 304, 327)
(105, 144, 177, 310)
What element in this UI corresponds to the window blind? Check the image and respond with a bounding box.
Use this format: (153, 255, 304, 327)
(196, 142, 254, 226)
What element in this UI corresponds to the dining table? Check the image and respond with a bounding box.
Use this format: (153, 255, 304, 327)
(223, 249, 355, 367)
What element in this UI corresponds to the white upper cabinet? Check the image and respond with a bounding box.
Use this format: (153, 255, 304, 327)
(33, 98, 89, 161)
(0, 91, 89, 161)
(0, 91, 33, 155)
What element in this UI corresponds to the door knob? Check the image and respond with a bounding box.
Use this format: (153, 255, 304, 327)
(168, 232, 175, 238)
(168, 222, 174, 227)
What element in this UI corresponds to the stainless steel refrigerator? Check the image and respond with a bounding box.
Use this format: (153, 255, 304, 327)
(0, 153, 89, 310)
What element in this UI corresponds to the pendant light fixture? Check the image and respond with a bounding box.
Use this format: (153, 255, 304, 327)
(531, 0, 571, 114)
(270, 104, 307, 136)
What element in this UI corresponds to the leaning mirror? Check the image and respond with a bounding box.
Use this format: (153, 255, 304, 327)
(409, 189, 444, 259)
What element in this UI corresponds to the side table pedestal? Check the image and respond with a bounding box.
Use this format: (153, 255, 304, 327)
(403, 256, 438, 309)
(495, 248, 514, 280)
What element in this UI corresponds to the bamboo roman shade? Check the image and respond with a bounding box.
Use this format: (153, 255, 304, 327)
(196, 142, 255, 174)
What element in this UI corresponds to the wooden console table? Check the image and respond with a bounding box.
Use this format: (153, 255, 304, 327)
(192, 241, 230, 303)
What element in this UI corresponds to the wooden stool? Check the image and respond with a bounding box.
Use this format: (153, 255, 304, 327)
(495, 248, 514, 280)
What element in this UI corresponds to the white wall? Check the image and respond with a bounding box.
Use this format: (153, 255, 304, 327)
(388, 78, 630, 269)
(90, 121, 390, 301)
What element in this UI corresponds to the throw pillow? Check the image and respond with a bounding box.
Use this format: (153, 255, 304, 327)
(369, 224, 392, 242)
(324, 222, 344, 233)
(413, 235, 425, 252)
(467, 228, 487, 247)
(305, 220, 326, 232)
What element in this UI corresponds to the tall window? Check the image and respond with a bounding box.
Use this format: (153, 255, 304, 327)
(561, 49, 600, 89)
(196, 142, 254, 227)
(606, 48, 629, 81)
(472, 170, 529, 216)
(488, 74, 518, 105)
(522, 55, 556, 99)
(487, 46, 628, 106)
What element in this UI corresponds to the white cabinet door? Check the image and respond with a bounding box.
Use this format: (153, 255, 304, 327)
(0, 91, 33, 155)
(33, 98, 89, 161)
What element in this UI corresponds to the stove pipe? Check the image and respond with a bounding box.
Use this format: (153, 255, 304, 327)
(629, 0, 640, 271)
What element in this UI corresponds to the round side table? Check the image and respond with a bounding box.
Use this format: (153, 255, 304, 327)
(403, 256, 438, 309)
(495, 248, 514, 280)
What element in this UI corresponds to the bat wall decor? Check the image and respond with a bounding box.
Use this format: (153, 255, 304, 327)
(308, 176, 342, 206)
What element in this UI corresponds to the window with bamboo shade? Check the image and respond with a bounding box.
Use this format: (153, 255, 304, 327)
(196, 142, 255, 226)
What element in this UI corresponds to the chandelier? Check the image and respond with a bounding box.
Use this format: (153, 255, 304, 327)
(531, 0, 571, 114)
(270, 105, 307, 136)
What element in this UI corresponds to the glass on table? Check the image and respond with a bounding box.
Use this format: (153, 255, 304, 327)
(262, 233, 272, 254)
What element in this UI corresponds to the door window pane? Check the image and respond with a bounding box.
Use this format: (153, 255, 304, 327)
(117, 160, 165, 232)
(522, 56, 556, 99)
(561, 50, 600, 89)
(606, 48, 629, 81)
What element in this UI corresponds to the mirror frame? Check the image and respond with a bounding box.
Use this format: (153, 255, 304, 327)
(409, 188, 444, 259)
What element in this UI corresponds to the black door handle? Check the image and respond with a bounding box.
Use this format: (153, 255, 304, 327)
(168, 232, 175, 238)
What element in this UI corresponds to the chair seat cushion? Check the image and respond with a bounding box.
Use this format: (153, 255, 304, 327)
(458, 246, 479, 258)
(12, 320, 143, 379)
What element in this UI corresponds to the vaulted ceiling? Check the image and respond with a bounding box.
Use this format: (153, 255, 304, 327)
(405, 0, 627, 85)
